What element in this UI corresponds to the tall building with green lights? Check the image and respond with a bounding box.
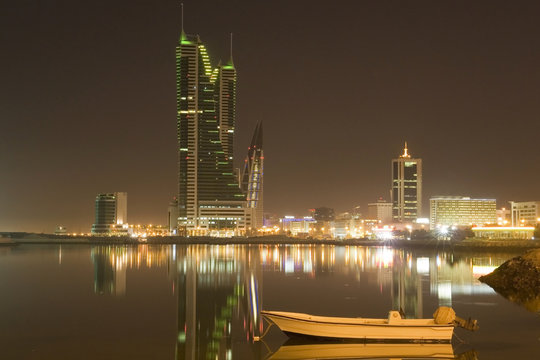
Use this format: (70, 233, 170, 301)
(176, 29, 250, 236)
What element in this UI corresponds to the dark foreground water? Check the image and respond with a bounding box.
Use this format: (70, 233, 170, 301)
(0, 244, 538, 359)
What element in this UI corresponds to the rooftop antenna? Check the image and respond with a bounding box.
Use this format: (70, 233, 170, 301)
(229, 32, 234, 65)
(181, 2, 184, 33)
(179, 2, 187, 42)
(401, 141, 410, 158)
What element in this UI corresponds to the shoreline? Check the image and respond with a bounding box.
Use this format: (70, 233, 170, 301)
(3, 233, 540, 251)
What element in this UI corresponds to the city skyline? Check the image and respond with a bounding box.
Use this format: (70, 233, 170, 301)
(2, 1, 540, 232)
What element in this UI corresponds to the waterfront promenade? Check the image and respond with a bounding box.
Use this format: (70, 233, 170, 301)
(3, 232, 540, 251)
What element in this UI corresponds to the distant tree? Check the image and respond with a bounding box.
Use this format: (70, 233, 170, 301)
(450, 227, 474, 241)
(411, 229, 434, 240)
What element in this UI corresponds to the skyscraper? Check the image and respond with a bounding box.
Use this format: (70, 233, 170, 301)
(391, 143, 422, 222)
(176, 28, 249, 236)
(241, 121, 264, 229)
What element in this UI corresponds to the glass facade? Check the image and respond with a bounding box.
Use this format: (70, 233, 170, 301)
(176, 32, 245, 234)
(391, 145, 422, 222)
(91, 192, 128, 235)
(240, 122, 264, 228)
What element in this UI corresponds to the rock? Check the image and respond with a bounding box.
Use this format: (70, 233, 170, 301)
(479, 249, 540, 312)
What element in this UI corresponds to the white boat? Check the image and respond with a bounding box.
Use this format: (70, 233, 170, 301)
(261, 307, 477, 342)
(268, 343, 456, 360)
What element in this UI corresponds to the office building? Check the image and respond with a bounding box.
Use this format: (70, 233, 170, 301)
(368, 198, 393, 224)
(391, 143, 422, 222)
(176, 27, 251, 236)
(91, 192, 129, 235)
(496, 207, 511, 226)
(509, 201, 540, 227)
(241, 121, 264, 229)
(168, 198, 179, 234)
(429, 196, 496, 230)
(281, 216, 316, 237)
(472, 226, 535, 240)
(332, 213, 364, 239)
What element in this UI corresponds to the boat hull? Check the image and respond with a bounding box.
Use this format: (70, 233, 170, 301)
(262, 311, 455, 342)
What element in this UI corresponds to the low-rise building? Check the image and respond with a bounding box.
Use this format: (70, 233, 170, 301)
(332, 213, 364, 239)
(429, 196, 496, 230)
(281, 216, 316, 237)
(496, 207, 511, 226)
(54, 226, 67, 235)
(510, 201, 540, 227)
(368, 198, 393, 224)
(130, 224, 169, 237)
(472, 226, 535, 240)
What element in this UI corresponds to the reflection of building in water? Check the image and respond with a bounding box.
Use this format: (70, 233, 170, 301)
(258, 245, 510, 314)
(174, 245, 262, 360)
(91, 246, 127, 296)
(90, 245, 174, 296)
(260, 245, 337, 277)
(429, 254, 507, 307)
(391, 252, 423, 318)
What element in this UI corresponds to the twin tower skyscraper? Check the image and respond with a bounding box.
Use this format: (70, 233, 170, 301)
(174, 26, 263, 236)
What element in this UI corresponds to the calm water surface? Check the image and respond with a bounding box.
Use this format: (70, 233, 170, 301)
(0, 244, 539, 359)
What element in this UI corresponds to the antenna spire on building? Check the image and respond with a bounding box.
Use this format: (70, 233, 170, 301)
(181, 2, 184, 32)
(228, 32, 235, 67)
(401, 141, 410, 158)
(179, 2, 187, 41)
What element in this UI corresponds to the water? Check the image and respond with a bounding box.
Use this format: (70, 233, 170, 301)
(0, 244, 538, 359)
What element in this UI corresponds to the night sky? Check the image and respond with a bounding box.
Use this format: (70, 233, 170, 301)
(2, 0, 540, 233)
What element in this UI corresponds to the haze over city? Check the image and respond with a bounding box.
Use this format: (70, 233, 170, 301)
(2, 0, 540, 233)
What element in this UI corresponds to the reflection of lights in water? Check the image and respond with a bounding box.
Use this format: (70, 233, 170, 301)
(438, 282, 452, 302)
(417, 257, 430, 274)
(374, 228, 394, 240)
(374, 247, 394, 268)
(285, 258, 295, 273)
(303, 259, 313, 273)
(250, 275, 258, 325)
(472, 265, 497, 276)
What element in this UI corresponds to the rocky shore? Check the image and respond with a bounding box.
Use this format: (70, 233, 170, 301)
(479, 249, 540, 312)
